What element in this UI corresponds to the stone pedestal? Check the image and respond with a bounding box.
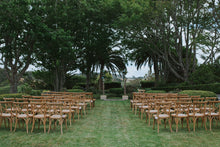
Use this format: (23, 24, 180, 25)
(122, 95, 128, 100)
(100, 95, 107, 100)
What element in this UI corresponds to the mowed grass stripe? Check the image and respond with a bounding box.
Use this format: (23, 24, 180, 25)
(0, 100, 220, 147)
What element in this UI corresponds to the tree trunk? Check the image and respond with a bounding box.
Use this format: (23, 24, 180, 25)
(10, 81, 18, 93)
(54, 68, 59, 91)
(86, 71, 91, 91)
(99, 64, 104, 91)
(153, 58, 159, 87)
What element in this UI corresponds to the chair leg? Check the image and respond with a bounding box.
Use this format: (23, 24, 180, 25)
(148, 114, 151, 126)
(31, 119, 35, 133)
(43, 120, 46, 133)
(175, 118, 179, 132)
(48, 119, 51, 133)
(153, 118, 155, 130)
(26, 119, 29, 134)
(14, 118, 18, 132)
(164, 119, 166, 128)
(168, 118, 172, 133)
(186, 118, 190, 132)
(209, 118, 212, 131)
(157, 119, 160, 133)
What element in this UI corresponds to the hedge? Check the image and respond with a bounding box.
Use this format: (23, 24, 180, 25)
(105, 82, 121, 89)
(109, 88, 123, 95)
(140, 81, 155, 88)
(152, 83, 220, 93)
(0, 93, 25, 101)
(145, 90, 166, 93)
(179, 90, 217, 97)
(67, 89, 84, 92)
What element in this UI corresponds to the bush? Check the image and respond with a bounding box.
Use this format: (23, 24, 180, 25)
(67, 89, 84, 92)
(0, 85, 10, 94)
(0, 93, 24, 101)
(179, 90, 217, 97)
(152, 83, 220, 93)
(145, 90, 166, 93)
(109, 88, 123, 95)
(189, 64, 217, 84)
(105, 82, 121, 89)
(140, 81, 155, 88)
(18, 83, 32, 94)
(31, 90, 42, 96)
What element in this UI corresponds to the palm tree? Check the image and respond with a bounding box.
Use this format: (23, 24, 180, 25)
(95, 48, 126, 90)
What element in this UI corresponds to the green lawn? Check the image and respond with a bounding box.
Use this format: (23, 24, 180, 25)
(1, 100, 220, 147)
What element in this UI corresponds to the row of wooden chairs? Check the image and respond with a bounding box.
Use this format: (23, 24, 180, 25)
(131, 93, 219, 133)
(0, 92, 95, 134)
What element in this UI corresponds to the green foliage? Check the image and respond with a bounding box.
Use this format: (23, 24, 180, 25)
(32, 70, 54, 90)
(0, 93, 24, 101)
(65, 75, 86, 89)
(152, 83, 220, 93)
(105, 82, 121, 89)
(145, 90, 166, 93)
(30, 90, 42, 96)
(140, 81, 155, 88)
(179, 90, 217, 97)
(189, 64, 219, 84)
(67, 89, 84, 92)
(18, 84, 32, 95)
(0, 86, 10, 94)
(109, 88, 123, 95)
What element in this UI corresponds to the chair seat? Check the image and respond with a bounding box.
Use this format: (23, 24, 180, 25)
(1, 113, 12, 117)
(34, 114, 46, 118)
(189, 113, 205, 117)
(153, 114, 169, 119)
(139, 106, 148, 109)
(71, 106, 82, 110)
(205, 112, 219, 116)
(17, 114, 28, 118)
(147, 110, 158, 113)
(50, 115, 67, 119)
(171, 113, 188, 117)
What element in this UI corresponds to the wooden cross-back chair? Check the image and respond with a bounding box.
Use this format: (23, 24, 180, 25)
(206, 101, 220, 131)
(189, 101, 207, 132)
(0, 101, 13, 131)
(146, 100, 158, 126)
(31, 102, 47, 133)
(153, 102, 173, 133)
(171, 102, 191, 132)
(47, 103, 67, 135)
(13, 102, 31, 133)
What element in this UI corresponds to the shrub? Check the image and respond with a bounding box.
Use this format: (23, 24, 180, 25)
(126, 85, 137, 94)
(189, 64, 216, 84)
(67, 89, 84, 92)
(109, 88, 123, 95)
(140, 81, 155, 88)
(105, 82, 121, 89)
(31, 90, 42, 96)
(179, 90, 217, 97)
(0, 93, 24, 101)
(145, 90, 166, 93)
(152, 83, 220, 93)
(18, 83, 32, 94)
(0, 85, 10, 94)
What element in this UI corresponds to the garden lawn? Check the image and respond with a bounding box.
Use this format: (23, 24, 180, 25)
(1, 100, 220, 147)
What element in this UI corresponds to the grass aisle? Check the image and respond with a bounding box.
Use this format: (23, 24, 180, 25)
(0, 100, 220, 147)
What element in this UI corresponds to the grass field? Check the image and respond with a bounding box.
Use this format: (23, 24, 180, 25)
(0, 100, 220, 147)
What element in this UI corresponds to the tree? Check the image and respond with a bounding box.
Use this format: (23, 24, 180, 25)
(0, 0, 44, 93)
(33, 0, 80, 91)
(119, 0, 210, 83)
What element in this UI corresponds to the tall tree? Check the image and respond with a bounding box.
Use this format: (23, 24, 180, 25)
(0, 0, 44, 93)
